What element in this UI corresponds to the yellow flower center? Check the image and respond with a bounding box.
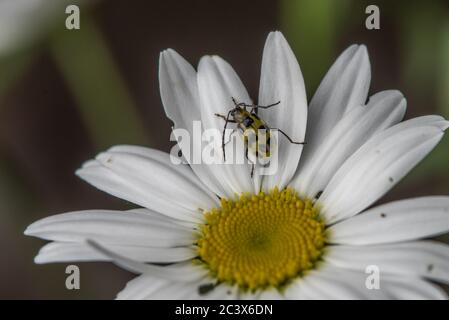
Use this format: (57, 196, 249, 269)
(196, 188, 326, 291)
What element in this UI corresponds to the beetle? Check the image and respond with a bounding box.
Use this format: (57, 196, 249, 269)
(215, 97, 305, 177)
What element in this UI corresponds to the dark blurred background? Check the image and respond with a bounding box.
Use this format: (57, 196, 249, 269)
(0, 0, 448, 299)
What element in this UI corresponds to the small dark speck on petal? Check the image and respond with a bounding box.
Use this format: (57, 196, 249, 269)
(198, 283, 215, 295)
(388, 177, 394, 183)
(427, 264, 434, 272)
(380, 213, 387, 218)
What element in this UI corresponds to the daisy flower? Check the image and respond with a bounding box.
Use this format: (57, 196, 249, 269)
(25, 31, 449, 300)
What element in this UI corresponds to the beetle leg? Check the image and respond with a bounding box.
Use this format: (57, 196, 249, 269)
(221, 109, 234, 162)
(244, 143, 255, 178)
(215, 113, 236, 122)
(271, 128, 306, 145)
(223, 129, 237, 146)
(251, 100, 281, 114)
(256, 101, 281, 109)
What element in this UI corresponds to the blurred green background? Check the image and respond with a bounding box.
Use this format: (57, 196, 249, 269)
(0, 0, 448, 299)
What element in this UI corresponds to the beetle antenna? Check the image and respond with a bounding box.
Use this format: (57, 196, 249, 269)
(249, 100, 280, 114)
(231, 97, 249, 110)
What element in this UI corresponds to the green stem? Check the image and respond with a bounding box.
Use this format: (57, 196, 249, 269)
(280, 0, 349, 93)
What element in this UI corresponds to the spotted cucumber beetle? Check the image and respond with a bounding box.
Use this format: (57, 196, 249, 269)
(215, 97, 305, 177)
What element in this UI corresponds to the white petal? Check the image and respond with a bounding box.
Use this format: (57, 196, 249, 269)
(34, 241, 196, 264)
(146, 282, 200, 300)
(140, 279, 234, 300)
(328, 196, 449, 245)
(284, 266, 386, 300)
(203, 284, 238, 300)
(320, 120, 446, 224)
(76, 149, 219, 223)
(107, 145, 219, 201)
(95, 150, 216, 212)
(198, 55, 252, 138)
(159, 50, 228, 197)
(287, 265, 446, 300)
(380, 275, 447, 299)
(300, 45, 370, 167)
(292, 90, 406, 197)
(129, 207, 196, 229)
(283, 276, 321, 300)
(159, 49, 200, 136)
(258, 31, 307, 190)
(119, 277, 235, 300)
(257, 288, 285, 300)
(120, 272, 235, 299)
(197, 55, 255, 195)
(324, 241, 449, 285)
(87, 239, 207, 282)
(117, 275, 233, 300)
(25, 209, 195, 247)
(117, 275, 168, 300)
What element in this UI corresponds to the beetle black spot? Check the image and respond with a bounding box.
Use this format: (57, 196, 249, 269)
(243, 117, 254, 127)
(315, 191, 323, 199)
